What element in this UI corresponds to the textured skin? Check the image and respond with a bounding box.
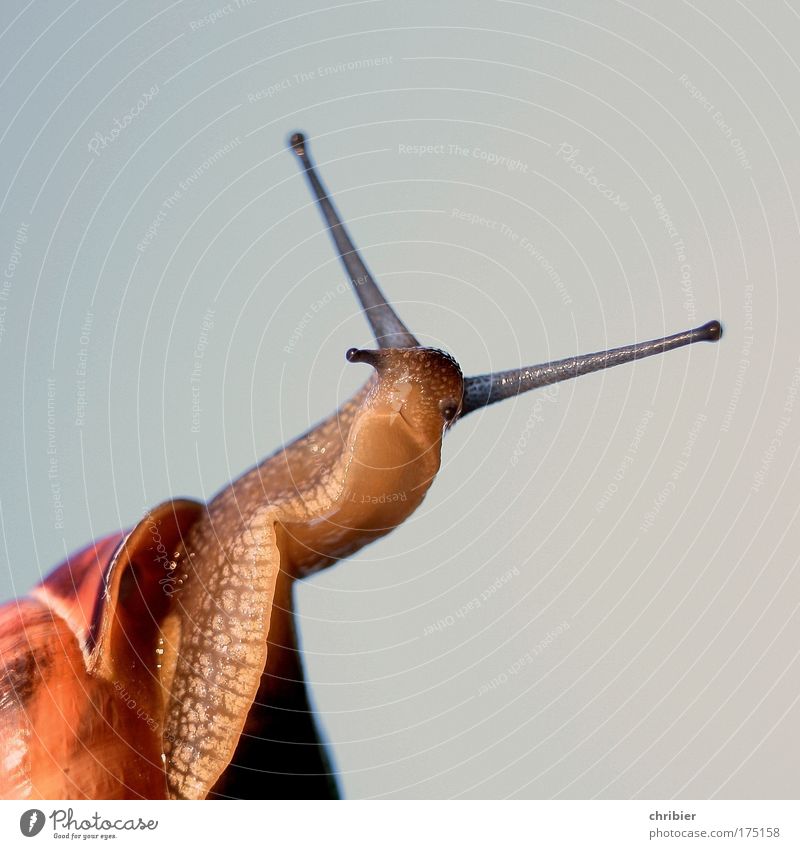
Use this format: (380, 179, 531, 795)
(207, 563, 339, 800)
(163, 508, 279, 799)
(196, 348, 464, 797)
(0, 348, 464, 800)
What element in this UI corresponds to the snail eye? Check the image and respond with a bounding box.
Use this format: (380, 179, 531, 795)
(439, 400, 459, 422)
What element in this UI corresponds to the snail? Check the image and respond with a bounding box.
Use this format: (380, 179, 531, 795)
(0, 132, 722, 800)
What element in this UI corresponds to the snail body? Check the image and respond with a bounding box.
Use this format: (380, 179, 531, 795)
(0, 133, 721, 800)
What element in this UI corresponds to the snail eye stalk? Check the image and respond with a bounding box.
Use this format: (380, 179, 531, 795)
(290, 132, 418, 350)
(460, 320, 722, 416)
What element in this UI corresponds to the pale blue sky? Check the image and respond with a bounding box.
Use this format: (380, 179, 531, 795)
(0, 0, 797, 798)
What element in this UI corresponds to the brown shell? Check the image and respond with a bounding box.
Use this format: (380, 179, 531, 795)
(0, 500, 201, 799)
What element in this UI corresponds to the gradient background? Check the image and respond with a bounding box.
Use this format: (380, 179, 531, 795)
(0, 0, 797, 799)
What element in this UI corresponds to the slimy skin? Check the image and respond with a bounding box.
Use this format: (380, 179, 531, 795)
(167, 347, 464, 800)
(0, 348, 464, 801)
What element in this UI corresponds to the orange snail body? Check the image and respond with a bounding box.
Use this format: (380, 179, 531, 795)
(0, 133, 722, 800)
